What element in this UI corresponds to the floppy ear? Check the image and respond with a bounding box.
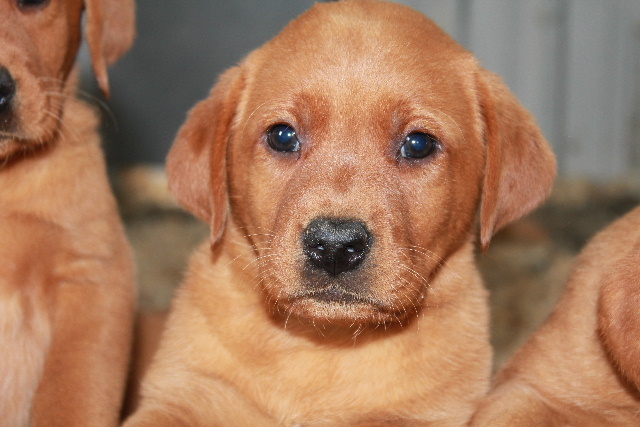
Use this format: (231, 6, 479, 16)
(85, 0, 136, 97)
(478, 69, 556, 250)
(166, 67, 244, 245)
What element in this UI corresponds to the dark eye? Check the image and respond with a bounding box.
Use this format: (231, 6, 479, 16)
(400, 132, 439, 159)
(18, 0, 50, 9)
(267, 124, 300, 153)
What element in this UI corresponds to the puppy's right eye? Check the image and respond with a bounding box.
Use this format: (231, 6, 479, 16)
(267, 124, 300, 153)
(400, 132, 440, 159)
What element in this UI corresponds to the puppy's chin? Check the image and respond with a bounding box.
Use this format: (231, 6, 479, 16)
(274, 291, 415, 327)
(0, 138, 47, 162)
(285, 300, 391, 326)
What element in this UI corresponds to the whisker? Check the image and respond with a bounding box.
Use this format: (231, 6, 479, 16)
(241, 252, 280, 272)
(399, 246, 463, 281)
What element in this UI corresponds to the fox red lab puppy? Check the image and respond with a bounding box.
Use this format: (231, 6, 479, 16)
(124, 1, 555, 426)
(471, 206, 640, 427)
(0, 0, 135, 426)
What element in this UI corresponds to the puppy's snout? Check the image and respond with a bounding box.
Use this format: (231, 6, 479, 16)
(0, 67, 16, 128)
(303, 218, 372, 276)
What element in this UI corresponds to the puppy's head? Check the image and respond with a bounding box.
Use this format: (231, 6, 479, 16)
(168, 0, 556, 327)
(0, 0, 135, 159)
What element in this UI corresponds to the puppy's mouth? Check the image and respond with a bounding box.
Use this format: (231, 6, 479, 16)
(264, 216, 423, 325)
(283, 296, 392, 325)
(306, 286, 369, 304)
(279, 216, 390, 323)
(275, 283, 410, 326)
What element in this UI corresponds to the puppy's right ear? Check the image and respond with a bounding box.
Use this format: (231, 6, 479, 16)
(167, 67, 244, 245)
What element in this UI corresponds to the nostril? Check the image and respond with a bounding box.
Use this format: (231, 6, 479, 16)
(0, 68, 15, 95)
(302, 217, 372, 276)
(0, 67, 16, 115)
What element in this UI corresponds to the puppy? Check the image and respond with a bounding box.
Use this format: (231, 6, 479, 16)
(471, 206, 640, 427)
(124, 1, 555, 426)
(0, 0, 135, 426)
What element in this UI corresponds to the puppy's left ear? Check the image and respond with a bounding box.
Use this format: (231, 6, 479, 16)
(85, 0, 136, 97)
(478, 69, 556, 250)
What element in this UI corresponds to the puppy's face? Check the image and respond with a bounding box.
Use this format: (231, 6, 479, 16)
(0, 0, 84, 157)
(0, 0, 135, 159)
(229, 23, 484, 325)
(169, 1, 556, 328)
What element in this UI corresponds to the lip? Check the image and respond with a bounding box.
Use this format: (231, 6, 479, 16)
(295, 285, 374, 305)
(287, 287, 404, 315)
(315, 288, 359, 304)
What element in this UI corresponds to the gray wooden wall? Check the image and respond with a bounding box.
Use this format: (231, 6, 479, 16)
(97, 1, 640, 180)
(405, 0, 640, 180)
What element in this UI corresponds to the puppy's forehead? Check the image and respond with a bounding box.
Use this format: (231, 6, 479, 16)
(244, 1, 475, 120)
(271, 1, 466, 57)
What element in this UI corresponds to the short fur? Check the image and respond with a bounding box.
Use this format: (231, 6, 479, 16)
(0, 0, 136, 426)
(124, 1, 555, 426)
(471, 206, 640, 427)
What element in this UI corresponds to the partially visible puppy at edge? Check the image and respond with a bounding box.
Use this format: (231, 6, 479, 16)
(471, 206, 640, 427)
(0, 1, 136, 426)
(124, 1, 556, 426)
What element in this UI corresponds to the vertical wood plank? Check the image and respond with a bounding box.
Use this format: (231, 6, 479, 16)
(617, 0, 640, 174)
(391, 0, 640, 178)
(465, 0, 519, 87)
(512, 1, 566, 158)
(463, 1, 565, 155)
(564, 0, 628, 179)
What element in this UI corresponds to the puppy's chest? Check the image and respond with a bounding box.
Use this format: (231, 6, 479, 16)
(0, 284, 52, 426)
(229, 336, 438, 425)
(0, 218, 61, 410)
(0, 216, 95, 422)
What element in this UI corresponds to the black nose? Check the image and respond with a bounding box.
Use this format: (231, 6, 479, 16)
(303, 218, 372, 276)
(0, 67, 16, 121)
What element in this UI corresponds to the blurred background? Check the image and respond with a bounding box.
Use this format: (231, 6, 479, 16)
(81, 0, 640, 367)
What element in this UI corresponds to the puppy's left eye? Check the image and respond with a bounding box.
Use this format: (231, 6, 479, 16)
(400, 132, 439, 159)
(267, 124, 300, 153)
